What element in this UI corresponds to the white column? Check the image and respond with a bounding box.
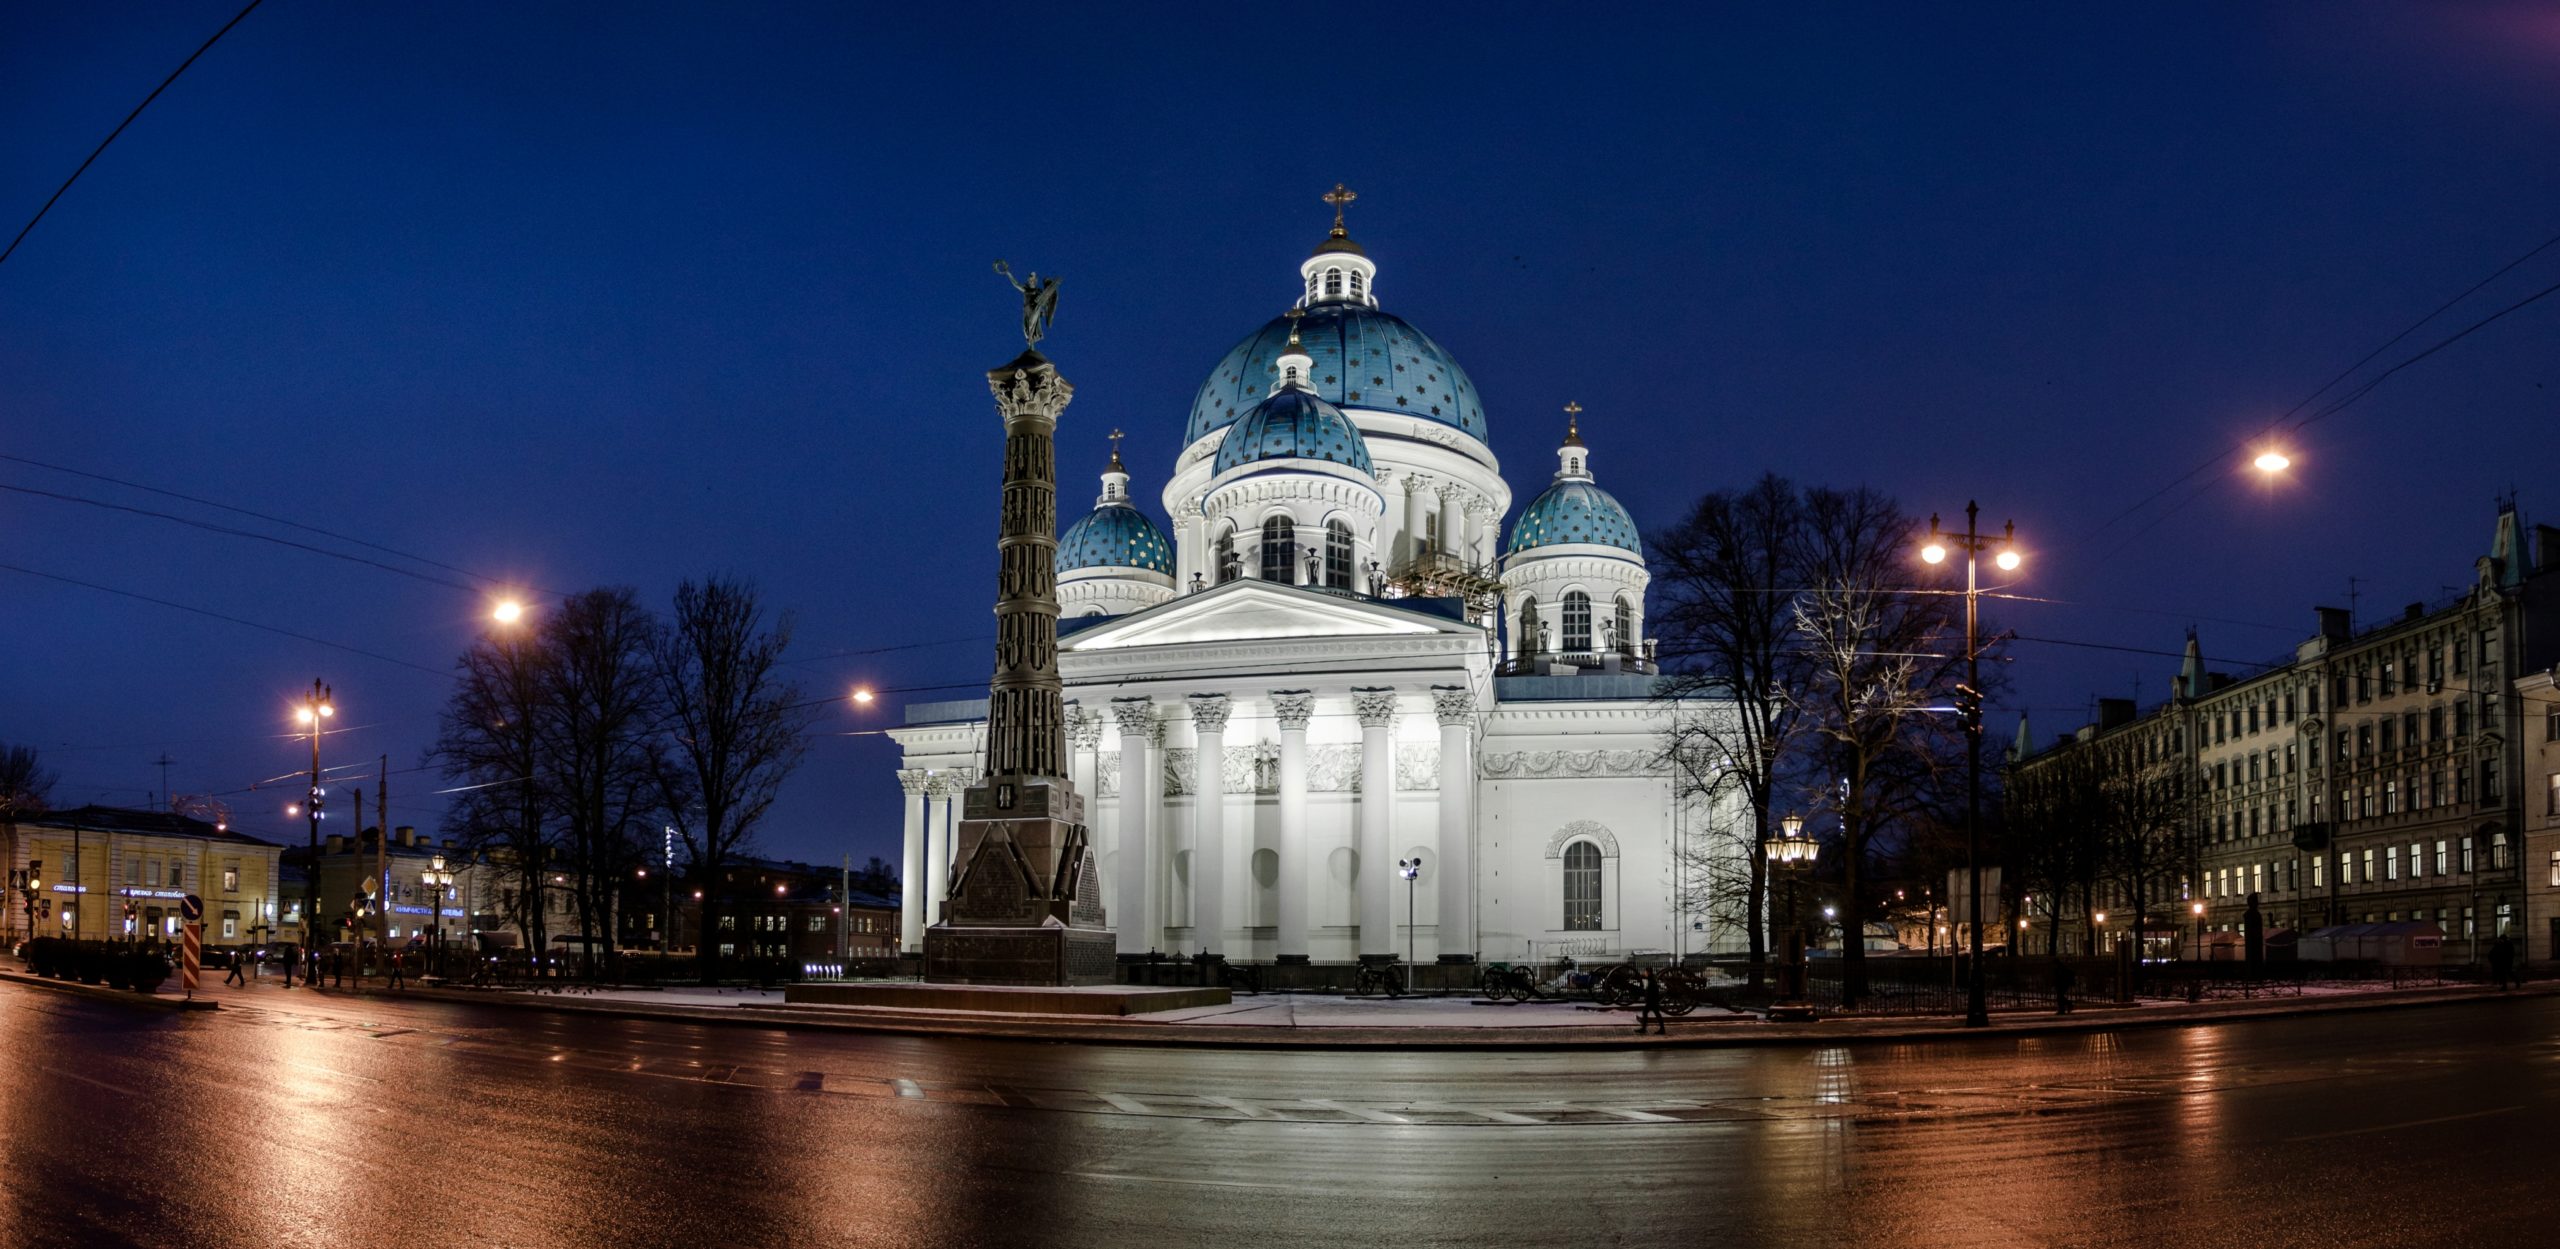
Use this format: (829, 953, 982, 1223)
(1068, 707, 1105, 912)
(1112, 697, 1155, 958)
(1353, 687, 1398, 960)
(1401, 476, 1429, 563)
(897, 768, 927, 953)
(1431, 686, 1475, 964)
(1189, 694, 1232, 960)
(1438, 486, 1464, 566)
(924, 776, 954, 927)
(1272, 691, 1315, 963)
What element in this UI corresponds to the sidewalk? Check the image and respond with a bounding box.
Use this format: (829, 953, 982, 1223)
(278, 975, 2558, 1050)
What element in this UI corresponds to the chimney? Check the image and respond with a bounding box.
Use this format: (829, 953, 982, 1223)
(2404, 602, 2424, 623)
(396, 825, 416, 848)
(324, 833, 346, 855)
(2537, 525, 2560, 574)
(2315, 606, 2350, 641)
(2097, 697, 2136, 731)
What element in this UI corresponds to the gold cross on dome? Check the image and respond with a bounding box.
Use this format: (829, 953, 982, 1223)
(1322, 183, 1357, 235)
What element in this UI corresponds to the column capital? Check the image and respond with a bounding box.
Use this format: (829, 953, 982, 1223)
(897, 768, 932, 796)
(1187, 693, 1233, 734)
(1351, 687, 1399, 729)
(1068, 706, 1104, 752)
(924, 772, 963, 798)
(1270, 690, 1316, 731)
(1430, 684, 1475, 727)
(1110, 695, 1156, 737)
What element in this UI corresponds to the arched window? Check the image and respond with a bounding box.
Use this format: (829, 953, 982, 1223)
(1324, 268, 1343, 299)
(1614, 596, 1634, 655)
(1563, 842, 1602, 931)
(1562, 591, 1592, 654)
(1348, 270, 1366, 302)
(1215, 529, 1240, 584)
(1518, 597, 1541, 658)
(1261, 515, 1296, 583)
(1324, 520, 1354, 589)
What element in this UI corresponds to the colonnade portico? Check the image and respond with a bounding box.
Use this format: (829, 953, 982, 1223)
(898, 681, 1485, 965)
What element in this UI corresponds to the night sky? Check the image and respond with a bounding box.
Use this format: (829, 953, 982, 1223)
(7, 4, 2559, 870)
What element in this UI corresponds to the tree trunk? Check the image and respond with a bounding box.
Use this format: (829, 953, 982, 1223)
(1747, 801, 1769, 989)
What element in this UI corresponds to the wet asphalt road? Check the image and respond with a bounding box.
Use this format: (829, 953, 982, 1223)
(1, 980, 2553, 1249)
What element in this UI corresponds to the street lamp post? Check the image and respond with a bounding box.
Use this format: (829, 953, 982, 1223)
(2191, 900, 2206, 961)
(1397, 858, 1422, 968)
(1763, 816, 1819, 1019)
(424, 854, 456, 973)
(1922, 502, 2022, 1029)
(294, 679, 334, 958)
(8, 864, 39, 950)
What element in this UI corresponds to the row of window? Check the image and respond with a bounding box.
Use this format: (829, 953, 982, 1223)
(1518, 592, 1636, 656)
(2330, 631, 2493, 710)
(2203, 834, 2512, 899)
(1307, 265, 1367, 304)
(1215, 518, 1358, 589)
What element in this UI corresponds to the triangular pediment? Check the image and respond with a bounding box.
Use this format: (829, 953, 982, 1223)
(1061, 580, 1475, 651)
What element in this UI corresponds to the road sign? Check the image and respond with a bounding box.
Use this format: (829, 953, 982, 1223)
(180, 894, 203, 922)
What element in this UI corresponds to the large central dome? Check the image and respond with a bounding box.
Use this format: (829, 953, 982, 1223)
(1186, 302, 1486, 444)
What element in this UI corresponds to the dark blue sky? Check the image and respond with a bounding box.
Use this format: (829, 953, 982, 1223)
(7, 3, 2559, 868)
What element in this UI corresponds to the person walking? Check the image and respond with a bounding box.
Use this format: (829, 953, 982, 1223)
(1635, 969, 1667, 1035)
(2053, 959, 2076, 1015)
(2490, 935, 2516, 991)
(223, 950, 247, 987)
(386, 949, 407, 990)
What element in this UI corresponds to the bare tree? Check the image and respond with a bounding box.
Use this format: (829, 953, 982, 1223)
(2094, 739, 2193, 985)
(652, 577, 813, 984)
(0, 743, 56, 822)
(538, 588, 666, 974)
(1789, 486, 1963, 1008)
(1650, 474, 1807, 985)
(431, 630, 553, 951)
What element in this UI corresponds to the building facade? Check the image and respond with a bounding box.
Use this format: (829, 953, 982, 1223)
(4, 806, 285, 950)
(287, 826, 485, 948)
(888, 207, 1741, 969)
(2018, 509, 2560, 957)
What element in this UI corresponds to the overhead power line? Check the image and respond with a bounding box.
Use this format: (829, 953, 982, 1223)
(0, 561, 451, 678)
(0, 451, 522, 591)
(0, 480, 487, 593)
(0, 0, 265, 269)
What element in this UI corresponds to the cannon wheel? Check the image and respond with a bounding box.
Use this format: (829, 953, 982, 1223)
(1656, 968, 1702, 1017)
(1499, 968, 1534, 1002)
(1595, 964, 1644, 1007)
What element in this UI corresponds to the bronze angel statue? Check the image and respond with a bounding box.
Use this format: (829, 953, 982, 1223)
(993, 260, 1061, 348)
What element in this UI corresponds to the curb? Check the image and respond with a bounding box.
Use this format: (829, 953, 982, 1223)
(0, 968, 220, 1011)
(312, 979, 2557, 1050)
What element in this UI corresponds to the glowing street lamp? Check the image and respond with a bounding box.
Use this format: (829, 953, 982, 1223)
(295, 679, 333, 957)
(1919, 503, 2025, 1030)
(850, 687, 876, 706)
(492, 598, 526, 625)
(2253, 449, 2291, 474)
(1762, 814, 1821, 1016)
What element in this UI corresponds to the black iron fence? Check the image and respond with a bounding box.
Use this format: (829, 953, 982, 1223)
(1695, 954, 2494, 1018)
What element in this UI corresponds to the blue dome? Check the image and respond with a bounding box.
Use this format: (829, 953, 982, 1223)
(1057, 502, 1173, 575)
(1187, 303, 1485, 444)
(1215, 387, 1375, 476)
(1508, 480, 1642, 555)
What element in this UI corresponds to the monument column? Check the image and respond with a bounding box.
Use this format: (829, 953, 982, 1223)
(1112, 696, 1156, 959)
(923, 774, 955, 926)
(897, 768, 928, 953)
(1353, 687, 1399, 961)
(917, 266, 1117, 986)
(1271, 691, 1314, 964)
(1431, 686, 1476, 964)
(1188, 694, 1232, 961)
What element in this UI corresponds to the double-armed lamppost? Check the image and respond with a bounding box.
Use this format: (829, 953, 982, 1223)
(293, 680, 335, 953)
(1763, 815, 1819, 1018)
(1920, 502, 2022, 1029)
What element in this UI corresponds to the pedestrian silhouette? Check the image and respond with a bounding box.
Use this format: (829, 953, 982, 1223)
(1635, 970, 1667, 1035)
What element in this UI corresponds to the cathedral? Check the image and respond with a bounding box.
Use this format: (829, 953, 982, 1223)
(889, 194, 1738, 970)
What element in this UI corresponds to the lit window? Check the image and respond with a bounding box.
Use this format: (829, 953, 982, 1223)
(1562, 591, 1592, 654)
(1325, 520, 1354, 589)
(1324, 268, 1343, 299)
(222, 863, 240, 893)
